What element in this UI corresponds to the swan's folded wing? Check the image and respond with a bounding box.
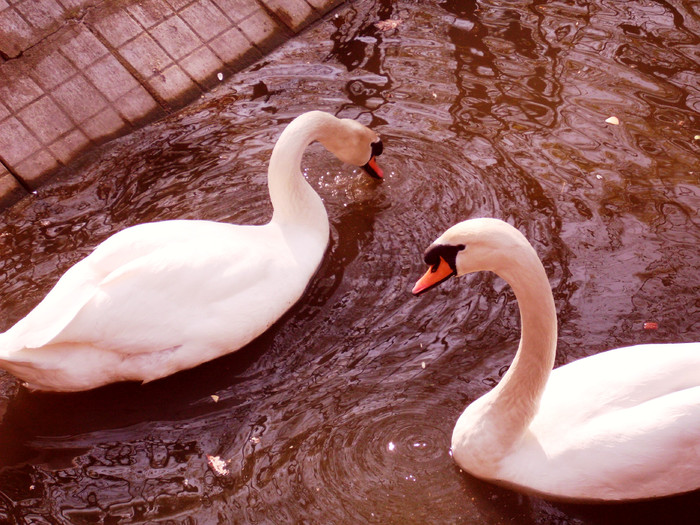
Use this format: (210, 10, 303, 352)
(6, 221, 289, 355)
(44, 235, 280, 355)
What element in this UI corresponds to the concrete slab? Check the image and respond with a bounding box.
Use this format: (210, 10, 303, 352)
(14, 149, 60, 188)
(151, 15, 203, 60)
(17, 95, 75, 144)
(127, 0, 174, 29)
(0, 7, 34, 58)
(0, 70, 43, 112)
(180, 0, 231, 41)
(60, 25, 110, 69)
(15, 0, 64, 29)
(88, 6, 143, 48)
(85, 54, 141, 102)
(212, 0, 257, 24)
(52, 75, 108, 123)
(148, 63, 201, 104)
(260, 0, 316, 32)
(31, 50, 79, 91)
(0, 171, 27, 209)
(47, 128, 91, 164)
(210, 26, 259, 65)
(0, 117, 42, 165)
(80, 107, 126, 142)
(114, 85, 162, 124)
(119, 32, 174, 79)
(180, 46, 225, 87)
(237, 8, 288, 52)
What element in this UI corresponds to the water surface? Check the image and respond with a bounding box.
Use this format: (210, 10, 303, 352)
(0, 0, 698, 523)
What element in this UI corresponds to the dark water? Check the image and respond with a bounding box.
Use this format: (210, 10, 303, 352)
(1, 0, 699, 523)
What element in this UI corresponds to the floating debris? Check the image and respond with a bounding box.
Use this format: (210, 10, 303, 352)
(217, 72, 223, 81)
(421, 361, 426, 369)
(206, 454, 230, 476)
(643, 322, 658, 330)
(605, 116, 620, 125)
(375, 19, 402, 31)
(210, 394, 219, 403)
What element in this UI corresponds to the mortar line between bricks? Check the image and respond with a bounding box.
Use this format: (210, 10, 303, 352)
(83, 22, 172, 113)
(0, 156, 32, 194)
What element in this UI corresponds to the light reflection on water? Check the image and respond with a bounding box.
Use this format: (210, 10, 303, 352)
(0, 0, 698, 523)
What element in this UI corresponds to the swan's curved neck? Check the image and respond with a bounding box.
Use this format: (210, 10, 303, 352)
(267, 112, 334, 240)
(482, 244, 558, 451)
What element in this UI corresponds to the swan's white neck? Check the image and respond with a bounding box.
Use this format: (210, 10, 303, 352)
(462, 241, 557, 459)
(267, 112, 334, 243)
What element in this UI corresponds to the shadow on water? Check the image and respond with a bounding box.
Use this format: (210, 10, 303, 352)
(0, 0, 698, 523)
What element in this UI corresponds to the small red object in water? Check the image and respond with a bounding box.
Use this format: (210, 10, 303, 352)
(643, 322, 658, 330)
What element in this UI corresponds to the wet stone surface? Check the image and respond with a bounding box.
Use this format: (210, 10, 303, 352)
(0, 0, 699, 523)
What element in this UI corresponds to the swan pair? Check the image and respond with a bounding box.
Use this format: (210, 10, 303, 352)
(1, 111, 697, 503)
(0, 111, 383, 391)
(413, 218, 700, 502)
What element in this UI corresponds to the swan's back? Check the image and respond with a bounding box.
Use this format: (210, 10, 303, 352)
(502, 342, 700, 501)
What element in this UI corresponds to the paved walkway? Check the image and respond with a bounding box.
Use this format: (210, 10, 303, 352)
(0, 0, 343, 209)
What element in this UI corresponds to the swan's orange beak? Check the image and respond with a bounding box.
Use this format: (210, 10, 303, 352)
(362, 139, 384, 179)
(362, 156, 383, 179)
(412, 257, 456, 295)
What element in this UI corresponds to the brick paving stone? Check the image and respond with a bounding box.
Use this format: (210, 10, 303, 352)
(150, 15, 202, 60)
(114, 85, 161, 123)
(180, 0, 230, 42)
(305, 0, 343, 10)
(31, 50, 78, 91)
(89, 7, 142, 48)
(0, 70, 43, 112)
(60, 26, 109, 69)
(47, 128, 91, 163)
(15, 0, 63, 29)
(212, 0, 256, 24)
(127, 0, 174, 29)
(237, 8, 287, 52)
(119, 32, 174, 78)
(0, 7, 34, 58)
(80, 107, 126, 142)
(147, 64, 199, 103)
(0, 101, 9, 121)
(0, 117, 42, 165)
(52, 75, 107, 123)
(0, 172, 26, 208)
(209, 26, 256, 64)
(260, 0, 315, 32)
(165, 0, 196, 10)
(18, 96, 74, 144)
(15, 149, 60, 187)
(85, 54, 140, 102)
(57, 0, 89, 9)
(180, 45, 224, 85)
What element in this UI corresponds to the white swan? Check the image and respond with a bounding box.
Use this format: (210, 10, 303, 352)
(412, 218, 700, 502)
(0, 111, 384, 392)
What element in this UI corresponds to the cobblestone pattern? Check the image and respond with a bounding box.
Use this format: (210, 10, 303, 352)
(0, 0, 343, 208)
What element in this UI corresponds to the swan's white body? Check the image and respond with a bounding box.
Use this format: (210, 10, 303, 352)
(413, 218, 700, 502)
(0, 111, 383, 392)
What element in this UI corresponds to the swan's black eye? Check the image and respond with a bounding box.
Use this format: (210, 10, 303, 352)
(371, 139, 383, 157)
(423, 243, 465, 272)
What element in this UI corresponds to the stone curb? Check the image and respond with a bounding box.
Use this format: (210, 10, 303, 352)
(0, 0, 344, 210)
